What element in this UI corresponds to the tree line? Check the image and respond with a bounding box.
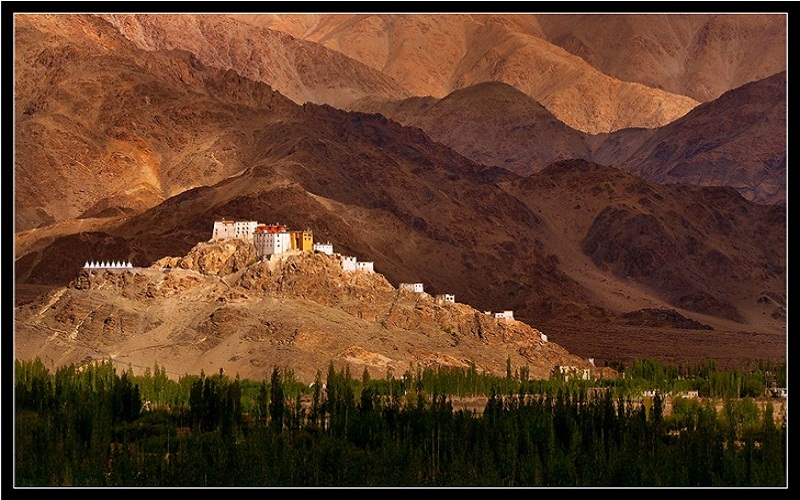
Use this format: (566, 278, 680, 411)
(14, 357, 786, 487)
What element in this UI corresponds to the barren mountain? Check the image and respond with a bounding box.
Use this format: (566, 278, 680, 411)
(216, 13, 701, 134)
(15, 242, 591, 383)
(355, 81, 593, 175)
(14, 14, 785, 373)
(97, 14, 410, 110)
(501, 159, 784, 323)
(14, 13, 301, 231)
(592, 72, 787, 206)
(537, 13, 787, 102)
(366, 73, 786, 205)
(498, 159, 785, 366)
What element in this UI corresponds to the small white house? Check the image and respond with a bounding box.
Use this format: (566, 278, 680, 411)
(494, 310, 514, 321)
(540, 333, 548, 343)
(313, 242, 334, 255)
(435, 294, 455, 304)
(341, 256, 358, 272)
(356, 261, 374, 273)
(400, 283, 424, 293)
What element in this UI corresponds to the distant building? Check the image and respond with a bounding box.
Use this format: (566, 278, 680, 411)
(435, 294, 455, 304)
(313, 242, 334, 255)
(400, 283, 424, 293)
(494, 310, 514, 321)
(234, 221, 259, 241)
(540, 333, 548, 342)
(774, 387, 788, 398)
(356, 261, 374, 273)
(554, 365, 590, 381)
(289, 229, 314, 252)
(341, 256, 358, 272)
(212, 219, 236, 240)
(212, 220, 261, 241)
(254, 226, 291, 257)
(84, 260, 133, 269)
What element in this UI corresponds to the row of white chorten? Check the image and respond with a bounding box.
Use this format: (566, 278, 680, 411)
(83, 261, 134, 269)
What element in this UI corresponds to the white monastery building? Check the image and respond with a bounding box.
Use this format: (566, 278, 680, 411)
(341, 256, 358, 272)
(356, 261, 374, 273)
(435, 294, 455, 304)
(494, 310, 514, 321)
(212, 220, 270, 243)
(254, 230, 291, 257)
(313, 242, 334, 255)
(234, 221, 259, 241)
(341, 255, 374, 273)
(400, 283, 425, 293)
(212, 220, 237, 240)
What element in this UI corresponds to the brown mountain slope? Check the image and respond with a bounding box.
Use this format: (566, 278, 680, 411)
(226, 13, 699, 134)
(592, 72, 787, 206)
(14, 13, 301, 231)
(537, 13, 787, 102)
(498, 159, 785, 366)
(97, 14, 410, 110)
(365, 73, 785, 205)
(500, 159, 784, 327)
(15, 242, 591, 383)
(354, 81, 593, 175)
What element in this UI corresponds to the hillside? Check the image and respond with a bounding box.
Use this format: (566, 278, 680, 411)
(14, 13, 301, 231)
(354, 81, 592, 175)
(592, 72, 787, 206)
(14, 13, 786, 373)
(15, 242, 591, 383)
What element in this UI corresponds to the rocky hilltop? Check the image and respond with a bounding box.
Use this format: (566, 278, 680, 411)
(15, 240, 594, 383)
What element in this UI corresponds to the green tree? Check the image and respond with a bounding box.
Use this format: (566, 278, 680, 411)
(269, 367, 284, 432)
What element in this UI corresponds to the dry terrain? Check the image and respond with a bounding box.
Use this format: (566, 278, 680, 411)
(15, 243, 592, 383)
(13, 13, 786, 381)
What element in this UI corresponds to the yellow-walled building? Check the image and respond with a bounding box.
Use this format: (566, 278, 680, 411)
(289, 230, 313, 252)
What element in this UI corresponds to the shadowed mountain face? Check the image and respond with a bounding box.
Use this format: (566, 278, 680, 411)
(363, 73, 786, 206)
(592, 72, 787, 206)
(14, 14, 786, 372)
(352, 81, 593, 175)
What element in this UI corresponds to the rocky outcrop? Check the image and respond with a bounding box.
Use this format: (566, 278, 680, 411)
(153, 238, 258, 276)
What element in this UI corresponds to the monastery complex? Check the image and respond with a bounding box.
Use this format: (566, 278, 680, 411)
(84, 218, 529, 334)
(209, 219, 523, 327)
